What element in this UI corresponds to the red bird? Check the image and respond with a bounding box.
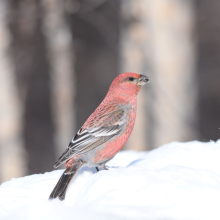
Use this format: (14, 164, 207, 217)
(49, 73, 149, 200)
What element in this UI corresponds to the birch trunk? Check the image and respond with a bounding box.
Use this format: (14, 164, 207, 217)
(121, 0, 197, 150)
(0, 0, 26, 182)
(42, 0, 76, 159)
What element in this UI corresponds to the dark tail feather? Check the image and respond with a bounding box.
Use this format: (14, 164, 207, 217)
(49, 162, 83, 201)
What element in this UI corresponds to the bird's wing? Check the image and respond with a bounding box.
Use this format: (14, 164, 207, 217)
(54, 107, 125, 168)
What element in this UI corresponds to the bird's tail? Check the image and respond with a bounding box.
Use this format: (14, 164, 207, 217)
(49, 161, 83, 201)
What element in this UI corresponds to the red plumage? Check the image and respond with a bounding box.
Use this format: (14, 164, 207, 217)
(49, 72, 149, 201)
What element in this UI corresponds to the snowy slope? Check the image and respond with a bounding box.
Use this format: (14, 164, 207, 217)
(1, 141, 220, 220)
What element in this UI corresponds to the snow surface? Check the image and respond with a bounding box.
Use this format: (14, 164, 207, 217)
(1, 141, 220, 220)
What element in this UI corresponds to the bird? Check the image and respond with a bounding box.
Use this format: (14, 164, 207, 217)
(49, 72, 149, 201)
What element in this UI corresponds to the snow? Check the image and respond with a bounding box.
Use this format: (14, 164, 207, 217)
(1, 140, 220, 220)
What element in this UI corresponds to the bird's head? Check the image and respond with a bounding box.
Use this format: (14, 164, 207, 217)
(108, 72, 149, 98)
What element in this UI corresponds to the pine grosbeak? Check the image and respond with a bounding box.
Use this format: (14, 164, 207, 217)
(49, 72, 149, 200)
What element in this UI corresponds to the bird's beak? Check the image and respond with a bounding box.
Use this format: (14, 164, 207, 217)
(137, 74, 149, 86)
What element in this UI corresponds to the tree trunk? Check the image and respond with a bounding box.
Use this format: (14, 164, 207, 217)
(121, 0, 197, 150)
(8, 0, 56, 174)
(67, 0, 121, 129)
(196, 0, 220, 142)
(42, 0, 76, 160)
(0, 0, 26, 182)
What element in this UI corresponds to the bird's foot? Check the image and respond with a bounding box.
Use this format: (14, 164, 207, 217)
(103, 165, 108, 170)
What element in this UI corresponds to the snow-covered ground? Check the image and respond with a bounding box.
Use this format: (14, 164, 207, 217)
(1, 140, 220, 220)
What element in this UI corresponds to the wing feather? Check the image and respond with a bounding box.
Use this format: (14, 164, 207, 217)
(54, 108, 125, 168)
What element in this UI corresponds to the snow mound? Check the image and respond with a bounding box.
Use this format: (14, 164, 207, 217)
(1, 141, 220, 220)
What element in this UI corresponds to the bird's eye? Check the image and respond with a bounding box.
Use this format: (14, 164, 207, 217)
(128, 77, 134, 81)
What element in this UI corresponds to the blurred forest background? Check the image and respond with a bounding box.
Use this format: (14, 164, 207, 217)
(0, 0, 220, 183)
